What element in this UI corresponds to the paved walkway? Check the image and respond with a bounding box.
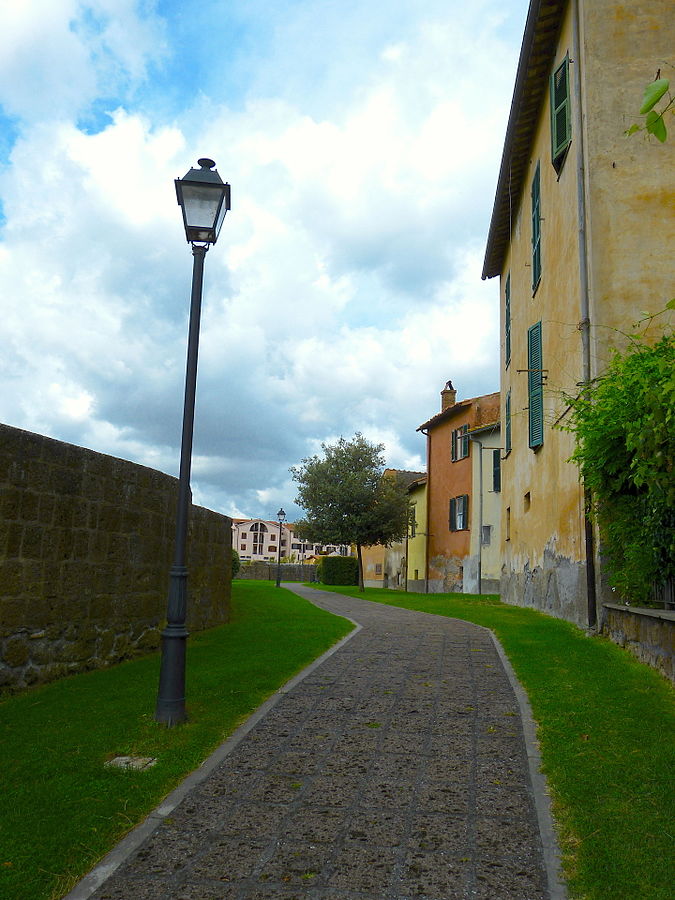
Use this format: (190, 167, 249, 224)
(69, 586, 565, 900)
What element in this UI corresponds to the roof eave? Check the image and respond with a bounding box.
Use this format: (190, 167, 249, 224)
(482, 0, 567, 280)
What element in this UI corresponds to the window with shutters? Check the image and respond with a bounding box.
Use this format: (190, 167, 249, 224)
(528, 321, 544, 449)
(531, 163, 541, 291)
(505, 390, 512, 453)
(550, 56, 571, 172)
(492, 449, 501, 492)
(505, 273, 511, 367)
(449, 495, 469, 531)
(451, 424, 469, 461)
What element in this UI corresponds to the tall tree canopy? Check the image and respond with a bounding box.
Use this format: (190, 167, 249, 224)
(291, 434, 410, 590)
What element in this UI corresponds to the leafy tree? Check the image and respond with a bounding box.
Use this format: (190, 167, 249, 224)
(231, 548, 241, 578)
(562, 327, 674, 604)
(291, 434, 410, 591)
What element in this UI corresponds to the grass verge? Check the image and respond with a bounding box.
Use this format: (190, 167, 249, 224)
(0, 581, 352, 900)
(313, 585, 675, 900)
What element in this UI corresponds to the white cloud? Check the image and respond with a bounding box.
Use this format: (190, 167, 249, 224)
(0, 0, 166, 122)
(0, 0, 523, 519)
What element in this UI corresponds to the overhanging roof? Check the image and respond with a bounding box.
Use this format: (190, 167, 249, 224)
(482, 0, 567, 280)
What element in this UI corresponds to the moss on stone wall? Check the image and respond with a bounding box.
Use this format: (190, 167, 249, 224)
(0, 424, 231, 690)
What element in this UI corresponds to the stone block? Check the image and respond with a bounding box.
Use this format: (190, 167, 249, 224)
(72, 529, 90, 561)
(49, 466, 81, 496)
(19, 491, 40, 522)
(5, 523, 24, 557)
(0, 486, 22, 520)
(52, 498, 75, 530)
(0, 597, 27, 631)
(21, 523, 44, 560)
(38, 494, 55, 526)
(3, 635, 30, 667)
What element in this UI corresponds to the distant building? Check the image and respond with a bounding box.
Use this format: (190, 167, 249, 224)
(231, 519, 350, 563)
(360, 470, 425, 589)
(417, 383, 500, 592)
(405, 475, 428, 592)
(465, 422, 501, 595)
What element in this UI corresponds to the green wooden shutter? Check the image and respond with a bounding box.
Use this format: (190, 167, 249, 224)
(550, 56, 571, 165)
(492, 449, 501, 492)
(528, 321, 544, 448)
(505, 390, 512, 452)
(460, 424, 469, 458)
(505, 273, 511, 366)
(462, 495, 469, 530)
(451, 430, 457, 461)
(531, 163, 541, 289)
(449, 497, 456, 531)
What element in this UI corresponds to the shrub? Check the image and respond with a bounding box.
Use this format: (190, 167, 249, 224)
(318, 555, 359, 586)
(563, 330, 674, 604)
(231, 548, 241, 578)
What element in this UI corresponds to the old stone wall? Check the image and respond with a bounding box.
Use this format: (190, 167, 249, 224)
(601, 604, 675, 684)
(0, 424, 231, 690)
(237, 562, 317, 582)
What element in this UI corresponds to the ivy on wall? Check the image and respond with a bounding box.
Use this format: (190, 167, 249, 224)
(562, 316, 674, 604)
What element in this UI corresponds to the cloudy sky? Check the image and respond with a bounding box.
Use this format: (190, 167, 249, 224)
(0, 0, 528, 520)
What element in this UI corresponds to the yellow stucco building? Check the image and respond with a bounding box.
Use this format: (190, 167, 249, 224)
(405, 476, 427, 592)
(482, 0, 674, 624)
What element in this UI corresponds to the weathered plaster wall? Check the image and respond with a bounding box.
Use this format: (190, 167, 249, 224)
(498, 1, 673, 625)
(498, 5, 590, 624)
(580, 0, 675, 373)
(406, 481, 427, 590)
(0, 424, 231, 690)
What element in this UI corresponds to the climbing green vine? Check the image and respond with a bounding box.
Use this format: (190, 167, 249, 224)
(562, 316, 674, 604)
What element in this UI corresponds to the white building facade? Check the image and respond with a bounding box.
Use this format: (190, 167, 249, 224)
(232, 519, 351, 563)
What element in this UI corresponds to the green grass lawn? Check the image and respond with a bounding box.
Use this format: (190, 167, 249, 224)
(0, 581, 353, 900)
(314, 585, 675, 900)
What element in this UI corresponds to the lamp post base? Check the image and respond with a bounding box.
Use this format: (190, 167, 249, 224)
(155, 623, 188, 725)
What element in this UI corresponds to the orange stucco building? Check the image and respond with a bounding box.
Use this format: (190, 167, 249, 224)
(417, 383, 500, 592)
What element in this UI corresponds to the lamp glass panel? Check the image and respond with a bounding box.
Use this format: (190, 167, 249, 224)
(181, 183, 224, 229)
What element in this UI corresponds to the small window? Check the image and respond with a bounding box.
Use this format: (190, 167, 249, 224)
(481, 525, 492, 546)
(504, 273, 511, 367)
(269, 545, 277, 552)
(451, 424, 469, 461)
(531, 163, 541, 291)
(375, 563, 382, 575)
(550, 56, 571, 172)
(449, 495, 469, 531)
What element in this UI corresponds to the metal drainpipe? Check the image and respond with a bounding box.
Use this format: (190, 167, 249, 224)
(422, 427, 430, 593)
(470, 436, 484, 596)
(572, 0, 597, 628)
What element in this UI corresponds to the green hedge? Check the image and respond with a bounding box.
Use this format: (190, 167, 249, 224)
(317, 555, 358, 585)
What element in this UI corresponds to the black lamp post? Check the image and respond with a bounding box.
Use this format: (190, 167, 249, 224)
(275, 508, 286, 588)
(155, 159, 231, 726)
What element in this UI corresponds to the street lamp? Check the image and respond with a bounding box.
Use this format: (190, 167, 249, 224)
(275, 508, 286, 588)
(155, 159, 231, 726)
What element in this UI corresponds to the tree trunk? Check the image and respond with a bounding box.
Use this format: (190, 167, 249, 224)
(356, 543, 365, 592)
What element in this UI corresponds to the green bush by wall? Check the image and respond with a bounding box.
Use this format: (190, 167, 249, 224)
(318, 555, 358, 585)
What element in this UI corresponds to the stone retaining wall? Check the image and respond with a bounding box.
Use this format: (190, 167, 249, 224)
(601, 603, 675, 684)
(237, 562, 317, 582)
(0, 424, 231, 690)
